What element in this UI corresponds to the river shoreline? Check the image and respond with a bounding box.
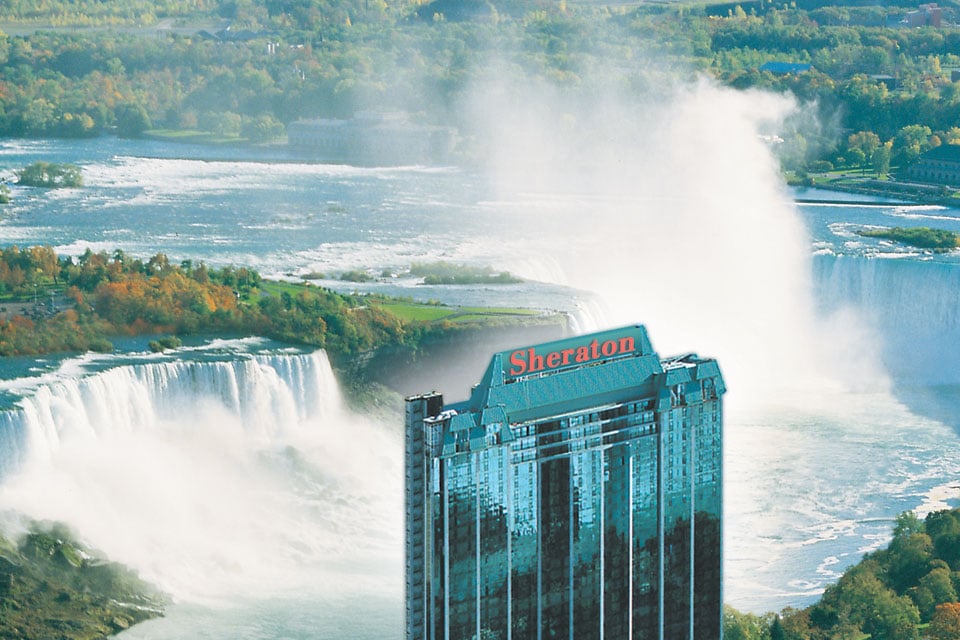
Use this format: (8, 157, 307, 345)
(793, 173, 960, 208)
(144, 133, 960, 209)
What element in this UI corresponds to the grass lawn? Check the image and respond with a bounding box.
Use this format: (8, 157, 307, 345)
(256, 280, 552, 325)
(372, 301, 544, 324)
(373, 301, 457, 322)
(144, 129, 247, 145)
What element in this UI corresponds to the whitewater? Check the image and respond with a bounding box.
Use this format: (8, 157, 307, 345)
(0, 340, 404, 637)
(2, 92, 960, 633)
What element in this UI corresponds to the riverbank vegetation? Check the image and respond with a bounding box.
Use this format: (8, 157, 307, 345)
(410, 261, 523, 285)
(858, 226, 960, 250)
(0, 245, 558, 361)
(15, 161, 83, 188)
(725, 508, 960, 640)
(2, 0, 960, 176)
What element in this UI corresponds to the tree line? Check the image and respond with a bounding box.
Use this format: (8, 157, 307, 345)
(0, 246, 450, 361)
(725, 508, 960, 640)
(5, 0, 960, 171)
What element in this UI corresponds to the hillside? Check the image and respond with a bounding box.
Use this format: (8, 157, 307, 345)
(726, 508, 960, 640)
(2, 0, 960, 175)
(0, 521, 165, 639)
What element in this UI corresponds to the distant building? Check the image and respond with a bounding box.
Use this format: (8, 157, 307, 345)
(196, 25, 272, 42)
(899, 3, 942, 27)
(286, 112, 456, 166)
(759, 61, 813, 75)
(404, 325, 726, 640)
(869, 74, 899, 90)
(904, 144, 960, 186)
(414, 0, 499, 22)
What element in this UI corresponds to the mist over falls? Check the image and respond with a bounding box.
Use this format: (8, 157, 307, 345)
(0, 347, 403, 605)
(815, 255, 960, 386)
(0, 75, 959, 625)
(812, 254, 960, 429)
(467, 75, 960, 613)
(473, 78, 883, 402)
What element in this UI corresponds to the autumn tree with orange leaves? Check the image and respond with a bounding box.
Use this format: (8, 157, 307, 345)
(930, 603, 960, 640)
(0, 246, 414, 358)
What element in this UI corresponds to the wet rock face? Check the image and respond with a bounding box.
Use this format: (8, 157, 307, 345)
(0, 522, 166, 640)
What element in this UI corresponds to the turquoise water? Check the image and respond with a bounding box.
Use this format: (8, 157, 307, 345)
(1, 137, 960, 632)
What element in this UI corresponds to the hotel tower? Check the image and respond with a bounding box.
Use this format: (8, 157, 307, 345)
(404, 325, 725, 640)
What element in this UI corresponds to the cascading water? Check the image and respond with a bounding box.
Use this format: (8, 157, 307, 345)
(2, 351, 340, 472)
(468, 77, 960, 614)
(0, 342, 403, 636)
(814, 254, 960, 385)
(2, 130, 960, 624)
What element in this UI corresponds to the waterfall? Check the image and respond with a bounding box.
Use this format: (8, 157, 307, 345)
(0, 347, 402, 604)
(0, 351, 343, 477)
(814, 254, 960, 385)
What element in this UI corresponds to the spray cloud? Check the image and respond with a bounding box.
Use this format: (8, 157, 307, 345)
(459, 60, 886, 407)
(0, 349, 403, 605)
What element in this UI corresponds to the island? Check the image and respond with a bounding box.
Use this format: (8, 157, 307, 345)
(0, 246, 562, 367)
(15, 162, 83, 189)
(410, 261, 523, 285)
(856, 226, 960, 251)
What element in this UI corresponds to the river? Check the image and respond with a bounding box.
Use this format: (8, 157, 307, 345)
(0, 137, 959, 636)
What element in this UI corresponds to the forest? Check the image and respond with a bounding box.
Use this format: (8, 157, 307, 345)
(724, 509, 960, 640)
(3, 0, 960, 170)
(0, 245, 454, 363)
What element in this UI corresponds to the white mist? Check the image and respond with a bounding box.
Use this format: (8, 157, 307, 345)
(468, 74, 888, 407)
(0, 349, 402, 607)
(461, 67, 953, 614)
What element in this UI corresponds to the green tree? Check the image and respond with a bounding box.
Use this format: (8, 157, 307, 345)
(116, 103, 152, 138)
(813, 561, 920, 640)
(921, 566, 957, 604)
(199, 111, 242, 137)
(241, 114, 285, 142)
(15, 162, 83, 188)
(846, 147, 866, 171)
(887, 532, 935, 592)
(847, 130, 881, 172)
(873, 141, 892, 177)
(940, 82, 960, 105)
(723, 606, 770, 640)
(778, 607, 813, 640)
(944, 127, 960, 145)
(892, 124, 934, 167)
(925, 509, 960, 539)
(769, 615, 785, 640)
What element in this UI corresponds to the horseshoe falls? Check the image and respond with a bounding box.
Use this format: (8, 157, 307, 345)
(815, 254, 960, 387)
(720, 202, 960, 612)
(0, 342, 404, 638)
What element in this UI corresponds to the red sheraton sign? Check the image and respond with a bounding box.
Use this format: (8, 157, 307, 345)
(508, 335, 637, 377)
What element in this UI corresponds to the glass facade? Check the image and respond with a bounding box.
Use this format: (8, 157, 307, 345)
(406, 325, 725, 640)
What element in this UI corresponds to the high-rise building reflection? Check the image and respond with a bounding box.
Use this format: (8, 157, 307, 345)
(405, 325, 725, 640)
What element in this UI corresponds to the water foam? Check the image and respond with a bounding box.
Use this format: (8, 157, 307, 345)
(814, 254, 960, 385)
(0, 348, 401, 604)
